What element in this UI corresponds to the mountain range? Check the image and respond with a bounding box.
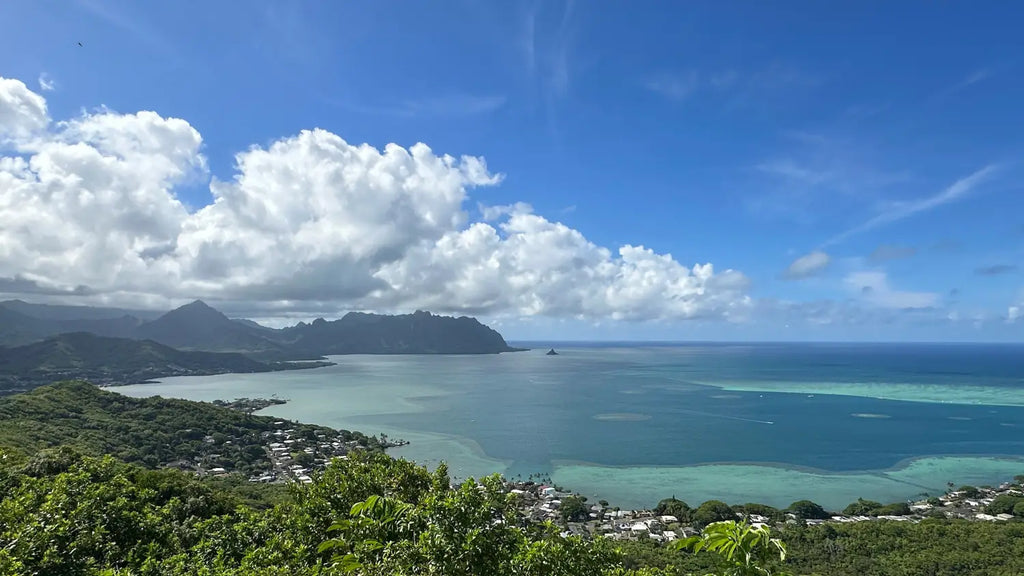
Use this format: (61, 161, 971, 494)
(0, 301, 149, 346)
(0, 299, 520, 358)
(0, 332, 330, 395)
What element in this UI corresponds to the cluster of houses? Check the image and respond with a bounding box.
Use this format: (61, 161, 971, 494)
(499, 476, 1024, 542)
(506, 481, 695, 542)
(168, 424, 362, 481)
(246, 420, 367, 483)
(913, 481, 1022, 521)
(596, 511, 692, 542)
(812, 481, 1023, 525)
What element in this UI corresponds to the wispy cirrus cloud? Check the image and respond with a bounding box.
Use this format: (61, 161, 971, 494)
(522, 0, 576, 102)
(645, 71, 698, 102)
(755, 159, 833, 186)
(521, 4, 536, 75)
(403, 94, 508, 117)
(824, 164, 999, 247)
(843, 103, 890, 121)
(747, 132, 913, 224)
(519, 0, 578, 143)
(325, 93, 507, 118)
(954, 68, 991, 89)
(869, 244, 917, 262)
(645, 63, 821, 105)
(844, 271, 939, 310)
(975, 264, 1017, 276)
(783, 251, 831, 280)
(933, 68, 992, 101)
(37, 73, 55, 92)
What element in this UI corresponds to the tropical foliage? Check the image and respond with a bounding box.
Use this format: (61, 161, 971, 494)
(0, 381, 379, 475)
(784, 500, 829, 520)
(672, 521, 789, 576)
(0, 448, 660, 575)
(779, 520, 1024, 576)
(692, 500, 736, 527)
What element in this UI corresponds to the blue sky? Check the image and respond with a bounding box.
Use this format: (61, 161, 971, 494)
(1, 0, 1022, 340)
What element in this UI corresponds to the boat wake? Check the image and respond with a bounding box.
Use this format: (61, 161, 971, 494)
(676, 408, 774, 425)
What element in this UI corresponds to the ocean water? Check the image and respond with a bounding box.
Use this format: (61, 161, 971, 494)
(115, 343, 1024, 510)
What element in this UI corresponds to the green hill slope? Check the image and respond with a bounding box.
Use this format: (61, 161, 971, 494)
(0, 332, 329, 395)
(0, 381, 378, 473)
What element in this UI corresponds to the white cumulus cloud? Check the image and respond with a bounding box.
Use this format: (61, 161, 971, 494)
(1007, 306, 1021, 324)
(0, 104, 201, 298)
(0, 77, 750, 322)
(376, 206, 751, 320)
(0, 77, 49, 140)
(174, 129, 501, 301)
(784, 251, 831, 279)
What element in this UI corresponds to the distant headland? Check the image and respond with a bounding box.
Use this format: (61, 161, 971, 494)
(0, 299, 523, 394)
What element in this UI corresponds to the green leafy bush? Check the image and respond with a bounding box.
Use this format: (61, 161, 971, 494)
(694, 500, 737, 527)
(986, 494, 1024, 515)
(786, 500, 829, 520)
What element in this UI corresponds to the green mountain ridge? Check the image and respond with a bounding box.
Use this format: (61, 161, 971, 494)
(0, 299, 520, 357)
(133, 300, 296, 358)
(0, 306, 53, 346)
(0, 332, 328, 395)
(0, 303, 147, 346)
(0, 299, 163, 321)
(284, 309, 521, 355)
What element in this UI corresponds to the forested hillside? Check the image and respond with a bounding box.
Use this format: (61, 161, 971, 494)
(0, 333, 330, 395)
(0, 381, 378, 474)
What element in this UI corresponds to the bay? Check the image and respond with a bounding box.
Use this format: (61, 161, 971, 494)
(115, 343, 1024, 510)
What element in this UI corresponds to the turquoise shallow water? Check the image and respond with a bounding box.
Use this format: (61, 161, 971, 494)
(115, 343, 1024, 510)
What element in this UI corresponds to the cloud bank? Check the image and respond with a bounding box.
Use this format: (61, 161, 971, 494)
(0, 77, 750, 321)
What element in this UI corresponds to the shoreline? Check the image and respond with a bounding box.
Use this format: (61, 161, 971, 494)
(211, 396, 288, 414)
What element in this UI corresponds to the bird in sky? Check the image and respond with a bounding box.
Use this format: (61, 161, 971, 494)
(77, 41, 83, 47)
